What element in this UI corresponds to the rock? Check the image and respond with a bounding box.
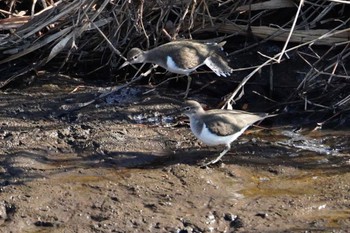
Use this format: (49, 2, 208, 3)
(0, 201, 8, 222)
(255, 212, 268, 218)
(34, 221, 55, 227)
(230, 216, 244, 229)
(224, 213, 237, 221)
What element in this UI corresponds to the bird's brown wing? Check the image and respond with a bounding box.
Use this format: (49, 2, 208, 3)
(203, 110, 268, 136)
(176, 46, 204, 69)
(154, 41, 213, 69)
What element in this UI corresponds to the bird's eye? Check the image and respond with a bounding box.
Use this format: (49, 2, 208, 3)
(185, 107, 191, 111)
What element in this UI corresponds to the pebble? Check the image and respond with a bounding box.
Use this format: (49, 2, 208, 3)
(231, 216, 244, 228)
(224, 213, 237, 221)
(0, 201, 8, 221)
(255, 212, 268, 218)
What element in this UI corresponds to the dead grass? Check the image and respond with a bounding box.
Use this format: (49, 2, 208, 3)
(0, 0, 349, 125)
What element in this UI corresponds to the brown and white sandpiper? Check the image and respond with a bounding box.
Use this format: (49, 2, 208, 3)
(119, 40, 233, 97)
(181, 100, 275, 166)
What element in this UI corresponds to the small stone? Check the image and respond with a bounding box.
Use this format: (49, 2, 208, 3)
(230, 216, 243, 229)
(255, 212, 268, 218)
(34, 221, 54, 227)
(224, 213, 237, 221)
(206, 212, 215, 224)
(0, 202, 8, 221)
(179, 226, 193, 233)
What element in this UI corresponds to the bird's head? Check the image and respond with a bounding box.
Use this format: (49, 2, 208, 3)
(119, 48, 145, 69)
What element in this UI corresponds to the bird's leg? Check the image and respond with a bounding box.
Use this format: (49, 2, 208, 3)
(183, 75, 192, 98)
(201, 144, 231, 167)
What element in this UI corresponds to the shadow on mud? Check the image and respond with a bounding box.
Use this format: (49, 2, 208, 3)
(2, 131, 349, 187)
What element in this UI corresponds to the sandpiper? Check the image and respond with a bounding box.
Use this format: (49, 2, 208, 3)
(181, 100, 275, 166)
(119, 40, 233, 97)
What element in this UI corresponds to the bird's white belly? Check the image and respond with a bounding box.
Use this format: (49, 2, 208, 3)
(192, 122, 248, 146)
(166, 56, 197, 75)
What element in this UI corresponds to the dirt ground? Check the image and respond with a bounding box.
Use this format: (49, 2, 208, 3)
(0, 76, 349, 233)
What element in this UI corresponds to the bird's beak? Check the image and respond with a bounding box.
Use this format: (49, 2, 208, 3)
(119, 61, 130, 70)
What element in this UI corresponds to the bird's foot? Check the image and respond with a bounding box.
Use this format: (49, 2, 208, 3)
(199, 157, 222, 168)
(199, 148, 229, 168)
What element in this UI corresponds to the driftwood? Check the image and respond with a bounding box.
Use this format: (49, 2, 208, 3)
(209, 24, 350, 46)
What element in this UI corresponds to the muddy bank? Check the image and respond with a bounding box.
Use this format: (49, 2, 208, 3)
(0, 81, 349, 232)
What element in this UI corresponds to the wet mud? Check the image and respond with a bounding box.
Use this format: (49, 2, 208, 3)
(0, 77, 349, 232)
